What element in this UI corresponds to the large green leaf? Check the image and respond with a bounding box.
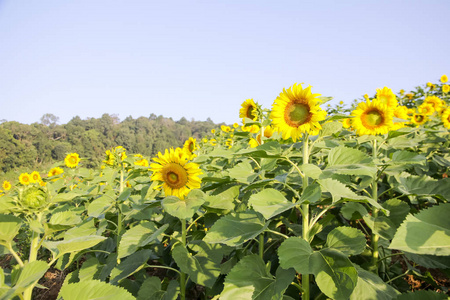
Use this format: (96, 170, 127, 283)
(328, 146, 372, 166)
(203, 185, 239, 212)
(318, 178, 370, 203)
(49, 211, 82, 226)
(58, 279, 135, 300)
(137, 277, 179, 300)
(15, 260, 49, 291)
(404, 252, 450, 269)
(393, 290, 447, 300)
(249, 189, 295, 220)
(220, 254, 295, 300)
(110, 249, 153, 285)
(88, 194, 114, 218)
(349, 265, 399, 300)
(310, 249, 358, 300)
(299, 183, 322, 204)
(227, 161, 256, 183)
(203, 210, 268, 246)
(326, 226, 366, 256)
(118, 222, 168, 259)
(389, 204, 450, 256)
(390, 151, 426, 165)
(162, 189, 205, 220)
(0, 196, 17, 214)
(394, 175, 450, 201)
(278, 237, 313, 274)
(0, 214, 22, 244)
(43, 235, 106, 258)
(320, 121, 343, 137)
(172, 241, 225, 288)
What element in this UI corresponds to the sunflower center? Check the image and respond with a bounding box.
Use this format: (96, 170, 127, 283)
(162, 163, 189, 189)
(246, 106, 255, 119)
(415, 115, 424, 122)
(285, 102, 311, 127)
(69, 157, 77, 164)
(362, 109, 384, 128)
(188, 142, 194, 152)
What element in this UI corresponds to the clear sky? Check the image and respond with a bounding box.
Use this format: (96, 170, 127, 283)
(0, 0, 449, 125)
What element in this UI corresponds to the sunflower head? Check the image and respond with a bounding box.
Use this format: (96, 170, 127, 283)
(19, 173, 31, 185)
(150, 148, 202, 199)
(2, 181, 12, 191)
(30, 171, 41, 183)
(20, 186, 48, 210)
(424, 96, 444, 113)
(443, 85, 450, 94)
(376, 87, 398, 109)
(418, 103, 435, 116)
(441, 108, 450, 129)
(441, 74, 448, 83)
(411, 113, 428, 126)
(65, 153, 81, 168)
(350, 99, 394, 136)
(48, 167, 64, 179)
(239, 99, 259, 122)
(270, 83, 327, 141)
(221, 125, 231, 133)
(183, 137, 197, 159)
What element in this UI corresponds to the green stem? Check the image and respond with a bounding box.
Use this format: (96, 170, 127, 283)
(23, 222, 41, 300)
(259, 233, 264, 259)
(371, 139, 379, 273)
(116, 169, 124, 264)
(180, 219, 187, 300)
(265, 229, 289, 239)
(301, 134, 310, 300)
(7, 242, 24, 267)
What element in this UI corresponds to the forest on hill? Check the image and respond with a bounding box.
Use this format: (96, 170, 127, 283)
(0, 113, 220, 173)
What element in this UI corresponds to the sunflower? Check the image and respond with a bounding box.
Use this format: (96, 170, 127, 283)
(441, 108, 450, 129)
(30, 171, 41, 183)
(248, 138, 259, 148)
(65, 153, 81, 168)
(443, 85, 450, 94)
(183, 137, 197, 159)
(424, 96, 445, 113)
(406, 93, 414, 100)
(48, 167, 64, 178)
(239, 99, 258, 121)
(209, 139, 217, 146)
(2, 181, 11, 191)
(418, 103, 435, 116)
(225, 138, 233, 149)
(233, 123, 239, 128)
(241, 124, 260, 133)
(134, 158, 149, 167)
(341, 118, 352, 129)
(441, 74, 448, 83)
(376, 87, 398, 109)
(270, 83, 327, 141)
(150, 148, 202, 199)
(411, 113, 428, 126)
(19, 173, 31, 185)
(392, 106, 410, 131)
(221, 125, 231, 133)
(351, 99, 393, 136)
(399, 89, 405, 95)
(264, 125, 274, 138)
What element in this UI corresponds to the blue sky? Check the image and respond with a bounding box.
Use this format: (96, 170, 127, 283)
(0, 0, 449, 125)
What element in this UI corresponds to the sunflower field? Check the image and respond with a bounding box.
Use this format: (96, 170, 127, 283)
(1, 76, 450, 300)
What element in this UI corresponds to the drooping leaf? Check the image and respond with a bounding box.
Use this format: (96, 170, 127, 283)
(235, 141, 282, 158)
(298, 183, 322, 204)
(340, 202, 368, 220)
(395, 175, 450, 201)
(299, 164, 322, 180)
(43, 235, 106, 258)
(326, 227, 366, 256)
(203, 211, 268, 247)
(318, 178, 369, 203)
(88, 194, 114, 218)
(110, 249, 153, 285)
(137, 277, 179, 300)
(227, 161, 255, 184)
(404, 252, 450, 269)
(162, 189, 205, 220)
(349, 265, 400, 300)
(78, 257, 102, 281)
(390, 151, 426, 165)
(0, 214, 22, 243)
(14, 260, 49, 291)
(204, 185, 239, 212)
(249, 189, 295, 220)
(58, 279, 135, 300)
(382, 199, 410, 228)
(389, 203, 450, 256)
(278, 237, 313, 274)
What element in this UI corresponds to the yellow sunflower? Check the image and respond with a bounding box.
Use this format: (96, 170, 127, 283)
(210, 139, 217, 146)
(441, 74, 448, 83)
(406, 93, 414, 100)
(48, 167, 64, 178)
(424, 96, 444, 113)
(411, 113, 428, 126)
(239, 99, 258, 121)
(150, 147, 202, 199)
(30, 171, 41, 183)
(19, 173, 31, 185)
(376, 87, 398, 109)
(65, 153, 81, 168)
(418, 103, 435, 116)
(441, 108, 450, 129)
(264, 125, 274, 138)
(248, 138, 259, 148)
(221, 125, 231, 133)
(233, 123, 239, 128)
(399, 89, 405, 95)
(134, 157, 149, 167)
(270, 83, 327, 141)
(183, 137, 197, 159)
(351, 99, 393, 136)
(392, 106, 410, 131)
(2, 181, 11, 191)
(225, 138, 233, 149)
(341, 118, 352, 129)
(443, 84, 450, 94)
(241, 124, 260, 133)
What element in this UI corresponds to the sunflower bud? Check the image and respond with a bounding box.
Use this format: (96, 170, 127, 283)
(21, 186, 48, 209)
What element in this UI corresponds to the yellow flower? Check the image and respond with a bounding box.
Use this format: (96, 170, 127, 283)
(418, 103, 435, 116)
(211, 129, 216, 134)
(351, 99, 393, 136)
(441, 74, 448, 83)
(65, 153, 81, 168)
(150, 147, 202, 199)
(339, 101, 344, 105)
(264, 125, 274, 138)
(241, 124, 260, 133)
(221, 125, 231, 133)
(376, 87, 398, 108)
(225, 138, 233, 149)
(104, 150, 115, 166)
(392, 106, 410, 131)
(39, 180, 47, 187)
(134, 154, 143, 158)
(249, 138, 259, 148)
(424, 96, 444, 113)
(427, 82, 433, 87)
(399, 89, 405, 95)
(364, 94, 369, 100)
(30, 171, 41, 183)
(270, 83, 327, 141)
(341, 118, 352, 129)
(441, 107, 450, 129)
(406, 93, 414, 100)
(19, 173, 31, 185)
(411, 113, 428, 126)
(134, 158, 149, 167)
(210, 139, 217, 146)
(443, 84, 450, 94)
(48, 167, 64, 178)
(233, 123, 239, 128)
(239, 99, 258, 121)
(183, 137, 197, 160)
(2, 181, 11, 191)
(202, 138, 208, 143)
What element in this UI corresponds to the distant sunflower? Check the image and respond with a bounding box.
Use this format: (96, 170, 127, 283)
(392, 106, 410, 131)
(2, 181, 11, 191)
(30, 171, 41, 183)
(150, 148, 202, 199)
(406, 93, 414, 100)
(183, 137, 197, 159)
(19, 173, 31, 185)
(239, 99, 258, 121)
(441, 74, 448, 83)
(418, 103, 435, 116)
(443, 85, 450, 94)
(241, 124, 260, 133)
(341, 118, 352, 129)
(424, 96, 444, 113)
(65, 153, 81, 168)
(221, 125, 231, 133)
(225, 138, 233, 149)
(210, 139, 217, 146)
(270, 83, 327, 141)
(411, 113, 428, 126)
(441, 108, 450, 129)
(351, 99, 393, 135)
(264, 125, 274, 138)
(248, 138, 259, 148)
(48, 167, 64, 178)
(376, 87, 398, 108)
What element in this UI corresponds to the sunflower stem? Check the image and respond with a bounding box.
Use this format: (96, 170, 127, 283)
(23, 213, 42, 300)
(180, 219, 187, 300)
(259, 233, 264, 259)
(301, 134, 310, 300)
(371, 139, 379, 274)
(116, 168, 124, 264)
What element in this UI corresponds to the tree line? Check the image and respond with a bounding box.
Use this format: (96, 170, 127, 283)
(0, 113, 220, 173)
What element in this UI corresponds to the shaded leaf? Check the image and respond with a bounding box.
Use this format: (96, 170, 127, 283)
(162, 189, 205, 220)
(326, 227, 366, 256)
(58, 279, 135, 300)
(249, 189, 295, 220)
